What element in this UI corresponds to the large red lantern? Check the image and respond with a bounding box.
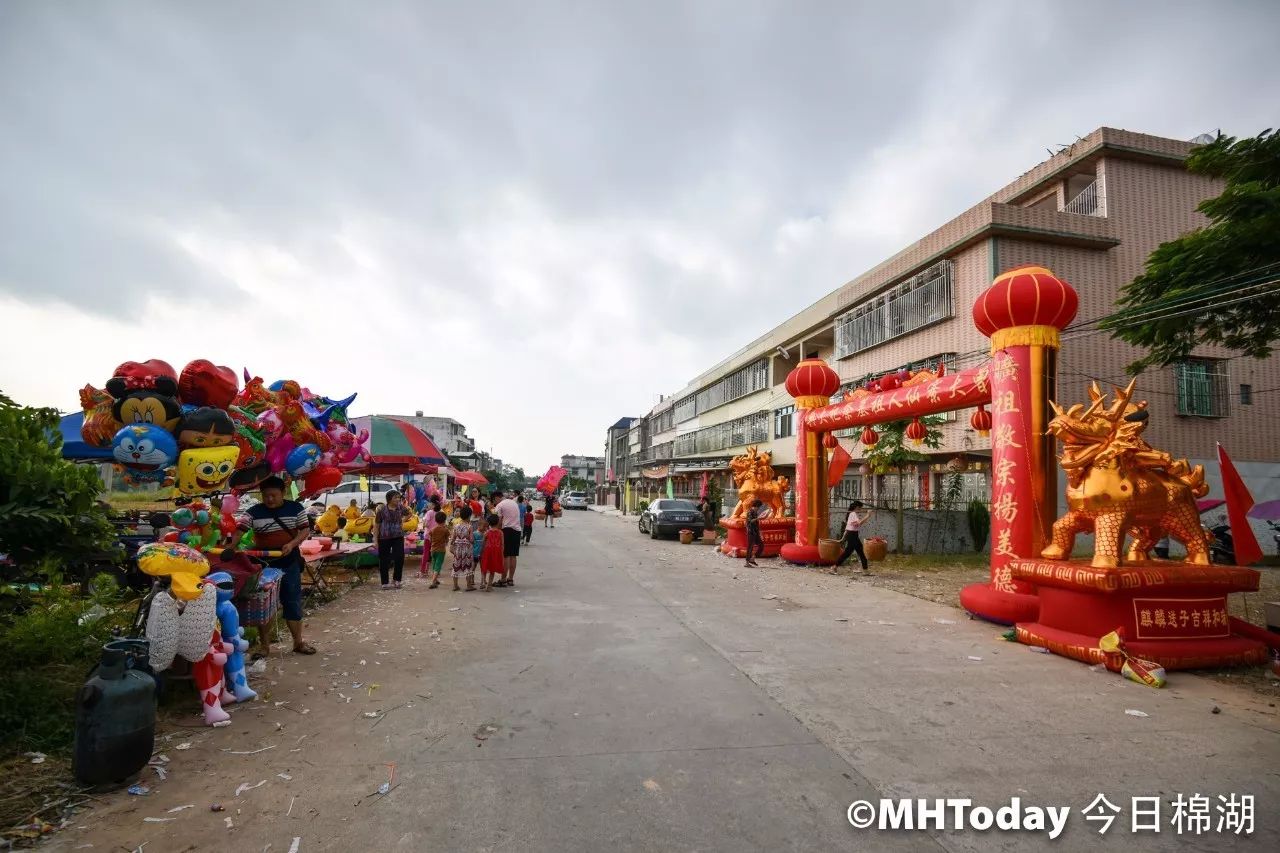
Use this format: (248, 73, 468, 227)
(785, 359, 841, 406)
(970, 404, 992, 437)
(905, 417, 928, 446)
(860, 426, 879, 447)
(972, 265, 1079, 349)
(823, 433, 839, 449)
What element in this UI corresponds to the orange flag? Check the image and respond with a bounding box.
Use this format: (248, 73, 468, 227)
(827, 443, 853, 488)
(1217, 443, 1263, 566)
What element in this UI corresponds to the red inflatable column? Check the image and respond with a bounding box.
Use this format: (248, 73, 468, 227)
(959, 266, 1078, 624)
(780, 359, 840, 564)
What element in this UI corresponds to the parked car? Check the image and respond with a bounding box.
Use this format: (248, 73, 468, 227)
(561, 491, 589, 510)
(316, 479, 400, 510)
(638, 499, 705, 539)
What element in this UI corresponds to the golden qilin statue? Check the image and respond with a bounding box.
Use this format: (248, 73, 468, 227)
(728, 446, 790, 519)
(1041, 380, 1210, 569)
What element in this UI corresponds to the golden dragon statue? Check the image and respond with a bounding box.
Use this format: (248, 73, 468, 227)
(728, 446, 790, 519)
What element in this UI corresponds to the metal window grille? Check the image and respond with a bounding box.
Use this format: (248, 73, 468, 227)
(673, 411, 769, 456)
(774, 405, 795, 439)
(834, 261, 954, 359)
(1061, 177, 1106, 217)
(1174, 360, 1229, 418)
(674, 396, 697, 423)
(653, 409, 675, 433)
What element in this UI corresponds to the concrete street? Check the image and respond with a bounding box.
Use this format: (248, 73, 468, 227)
(57, 510, 1278, 852)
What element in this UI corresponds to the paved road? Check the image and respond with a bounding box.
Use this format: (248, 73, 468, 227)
(61, 511, 1278, 852)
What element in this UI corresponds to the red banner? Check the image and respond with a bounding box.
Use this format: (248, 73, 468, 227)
(1217, 444, 1263, 566)
(827, 443, 852, 487)
(805, 362, 993, 433)
(1132, 597, 1231, 639)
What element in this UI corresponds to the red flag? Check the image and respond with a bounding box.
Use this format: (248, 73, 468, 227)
(1217, 443, 1263, 566)
(827, 443, 853, 488)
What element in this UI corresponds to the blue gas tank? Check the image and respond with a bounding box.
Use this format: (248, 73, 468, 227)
(72, 639, 156, 786)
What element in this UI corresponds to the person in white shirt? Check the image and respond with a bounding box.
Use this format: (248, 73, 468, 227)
(837, 501, 874, 571)
(494, 491, 523, 587)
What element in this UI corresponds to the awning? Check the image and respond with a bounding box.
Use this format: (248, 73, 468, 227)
(58, 412, 114, 462)
(349, 415, 448, 472)
(641, 465, 669, 479)
(454, 470, 489, 486)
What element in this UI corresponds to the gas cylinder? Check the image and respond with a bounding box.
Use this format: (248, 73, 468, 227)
(72, 639, 156, 786)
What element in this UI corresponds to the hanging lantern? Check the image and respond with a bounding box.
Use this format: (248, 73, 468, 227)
(905, 417, 928, 446)
(858, 462, 872, 476)
(878, 373, 901, 392)
(970, 404, 992, 437)
(823, 433, 839, 449)
(860, 426, 879, 447)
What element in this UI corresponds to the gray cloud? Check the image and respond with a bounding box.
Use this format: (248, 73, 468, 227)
(1, 0, 1277, 469)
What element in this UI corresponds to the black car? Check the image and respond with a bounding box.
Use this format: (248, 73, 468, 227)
(638, 499, 705, 539)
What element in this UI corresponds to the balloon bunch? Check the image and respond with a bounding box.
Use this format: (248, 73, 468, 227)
(158, 495, 252, 551)
(80, 359, 368, 498)
(536, 466, 568, 495)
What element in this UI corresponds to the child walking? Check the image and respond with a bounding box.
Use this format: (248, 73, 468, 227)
(522, 501, 534, 545)
(421, 511, 448, 587)
(471, 516, 487, 587)
(448, 506, 476, 591)
(480, 513, 504, 591)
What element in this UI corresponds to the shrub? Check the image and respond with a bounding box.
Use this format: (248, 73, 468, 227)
(966, 499, 990, 552)
(638, 500, 649, 512)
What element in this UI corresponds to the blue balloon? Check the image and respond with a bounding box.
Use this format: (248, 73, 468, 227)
(111, 424, 178, 470)
(285, 443, 322, 478)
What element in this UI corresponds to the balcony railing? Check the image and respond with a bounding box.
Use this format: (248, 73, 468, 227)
(1061, 179, 1105, 217)
(637, 441, 674, 464)
(673, 411, 769, 457)
(834, 261, 954, 359)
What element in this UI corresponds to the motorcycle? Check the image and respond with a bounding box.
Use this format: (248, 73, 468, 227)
(1208, 523, 1235, 565)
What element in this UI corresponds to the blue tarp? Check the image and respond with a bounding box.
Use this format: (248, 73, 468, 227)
(59, 412, 114, 462)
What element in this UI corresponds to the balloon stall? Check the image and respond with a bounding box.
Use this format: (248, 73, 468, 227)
(535, 466, 568, 496)
(80, 358, 369, 724)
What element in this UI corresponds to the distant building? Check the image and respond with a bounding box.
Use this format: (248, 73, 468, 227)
(561, 454, 605, 487)
(600, 417, 638, 507)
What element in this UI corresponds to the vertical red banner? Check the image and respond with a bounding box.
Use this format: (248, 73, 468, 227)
(988, 349, 1038, 595)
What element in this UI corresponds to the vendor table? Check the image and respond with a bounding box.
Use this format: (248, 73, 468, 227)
(302, 542, 375, 592)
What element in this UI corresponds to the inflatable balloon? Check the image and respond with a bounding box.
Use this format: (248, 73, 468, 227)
(315, 505, 341, 536)
(111, 424, 177, 486)
(233, 373, 278, 415)
(229, 462, 273, 492)
(178, 359, 239, 410)
(79, 385, 121, 448)
(136, 541, 209, 601)
(264, 432, 295, 474)
(207, 571, 256, 703)
(176, 445, 239, 496)
(176, 406, 235, 449)
(285, 443, 321, 478)
(106, 360, 182, 432)
(228, 407, 266, 469)
(300, 464, 341, 499)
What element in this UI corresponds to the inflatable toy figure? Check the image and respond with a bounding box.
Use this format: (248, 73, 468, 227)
(111, 424, 177, 487)
(206, 572, 257, 703)
(137, 541, 209, 601)
(79, 385, 121, 448)
(176, 445, 240, 496)
(402, 510, 420, 534)
(228, 407, 267, 469)
(343, 501, 361, 522)
(315, 505, 342, 536)
(1041, 380, 1211, 569)
(191, 626, 234, 726)
(728, 447, 790, 518)
(233, 372, 278, 415)
(286, 443, 322, 477)
(346, 513, 374, 537)
(176, 406, 235, 449)
(106, 360, 182, 433)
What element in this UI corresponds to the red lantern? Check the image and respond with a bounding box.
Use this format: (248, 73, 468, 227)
(878, 373, 901, 392)
(905, 417, 928, 446)
(860, 426, 879, 447)
(784, 358, 841, 403)
(823, 433, 839, 449)
(971, 405, 992, 437)
(972, 265, 1079, 340)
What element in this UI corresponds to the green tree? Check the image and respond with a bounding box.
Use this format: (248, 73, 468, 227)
(0, 391, 114, 575)
(481, 468, 507, 493)
(1104, 129, 1280, 372)
(863, 417, 944, 554)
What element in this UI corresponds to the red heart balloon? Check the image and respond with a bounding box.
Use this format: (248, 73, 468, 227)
(179, 359, 240, 409)
(299, 465, 342, 500)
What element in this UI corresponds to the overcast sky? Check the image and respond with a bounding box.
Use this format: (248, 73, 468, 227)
(1, 1, 1277, 473)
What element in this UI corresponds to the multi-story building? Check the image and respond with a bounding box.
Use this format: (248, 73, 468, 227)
(614, 127, 1280, 527)
(560, 454, 606, 488)
(601, 417, 638, 506)
(395, 413, 476, 458)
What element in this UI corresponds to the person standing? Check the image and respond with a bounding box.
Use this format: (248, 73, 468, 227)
(744, 499, 764, 567)
(543, 491, 555, 528)
(522, 500, 535, 545)
(495, 490, 522, 587)
(375, 490, 409, 589)
(247, 476, 316, 655)
(836, 500, 874, 572)
(448, 506, 476, 591)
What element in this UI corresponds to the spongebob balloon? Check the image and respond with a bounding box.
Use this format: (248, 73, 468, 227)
(176, 445, 240, 496)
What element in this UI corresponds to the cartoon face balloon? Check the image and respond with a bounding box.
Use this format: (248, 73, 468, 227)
(176, 445, 240, 495)
(111, 424, 178, 471)
(285, 443, 321, 478)
(176, 406, 235, 449)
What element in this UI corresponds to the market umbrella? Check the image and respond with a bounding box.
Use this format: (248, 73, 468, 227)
(453, 471, 489, 486)
(1247, 499, 1280, 521)
(349, 416, 447, 473)
(58, 412, 113, 462)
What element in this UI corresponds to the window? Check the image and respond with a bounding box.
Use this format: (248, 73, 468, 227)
(774, 405, 795, 439)
(652, 408, 675, 434)
(1240, 384, 1253, 405)
(834, 260, 954, 358)
(1175, 360, 1228, 417)
(674, 395, 697, 423)
(673, 411, 769, 456)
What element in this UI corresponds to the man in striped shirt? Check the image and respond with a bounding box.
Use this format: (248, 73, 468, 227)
(246, 476, 316, 655)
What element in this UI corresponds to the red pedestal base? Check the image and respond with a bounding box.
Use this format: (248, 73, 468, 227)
(779, 543, 834, 565)
(719, 518, 795, 558)
(959, 582, 1040, 625)
(1010, 558, 1268, 670)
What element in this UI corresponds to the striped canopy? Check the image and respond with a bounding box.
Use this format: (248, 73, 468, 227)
(350, 416, 447, 472)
